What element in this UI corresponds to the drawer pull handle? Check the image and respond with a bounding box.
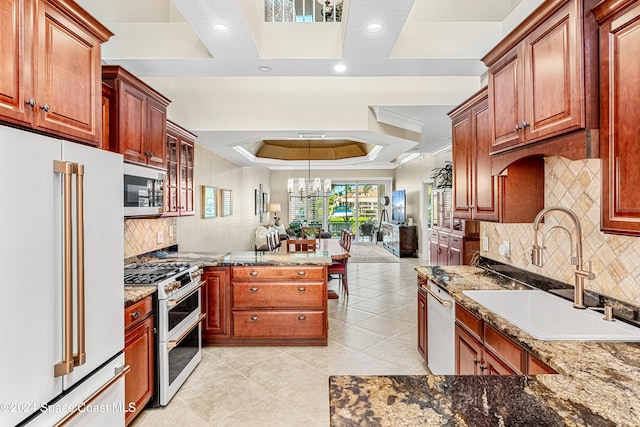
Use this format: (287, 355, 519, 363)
(297, 271, 306, 276)
(297, 315, 307, 321)
(249, 316, 259, 322)
(298, 287, 306, 292)
(250, 271, 258, 276)
(249, 287, 259, 292)
(130, 310, 141, 320)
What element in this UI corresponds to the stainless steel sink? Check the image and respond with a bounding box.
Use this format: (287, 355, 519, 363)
(462, 289, 640, 341)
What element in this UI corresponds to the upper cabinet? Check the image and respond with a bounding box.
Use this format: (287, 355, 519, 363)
(102, 65, 170, 169)
(450, 88, 499, 222)
(483, 0, 600, 162)
(164, 121, 196, 217)
(593, 0, 640, 235)
(0, 0, 112, 146)
(449, 88, 544, 224)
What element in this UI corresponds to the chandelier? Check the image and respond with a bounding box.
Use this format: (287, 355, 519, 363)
(288, 140, 331, 200)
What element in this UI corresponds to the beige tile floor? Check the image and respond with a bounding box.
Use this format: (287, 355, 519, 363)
(132, 256, 427, 427)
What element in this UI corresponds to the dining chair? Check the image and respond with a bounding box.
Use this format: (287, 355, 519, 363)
(266, 231, 277, 251)
(287, 238, 317, 252)
(328, 256, 349, 296)
(342, 231, 353, 252)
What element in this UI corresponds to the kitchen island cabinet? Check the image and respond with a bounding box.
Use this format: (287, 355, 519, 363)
(0, 0, 112, 146)
(102, 65, 170, 169)
(124, 294, 155, 425)
(201, 266, 231, 344)
(594, 0, 640, 236)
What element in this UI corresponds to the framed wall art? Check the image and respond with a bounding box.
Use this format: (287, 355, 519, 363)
(201, 186, 217, 219)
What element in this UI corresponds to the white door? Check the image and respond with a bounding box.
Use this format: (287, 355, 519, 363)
(0, 125, 64, 426)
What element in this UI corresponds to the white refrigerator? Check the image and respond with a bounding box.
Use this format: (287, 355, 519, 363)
(0, 124, 126, 426)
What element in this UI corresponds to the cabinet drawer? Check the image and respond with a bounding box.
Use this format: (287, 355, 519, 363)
(232, 266, 325, 281)
(483, 324, 524, 374)
(455, 303, 482, 340)
(232, 311, 325, 338)
(449, 235, 463, 249)
(438, 233, 450, 244)
(125, 296, 153, 330)
(233, 282, 325, 309)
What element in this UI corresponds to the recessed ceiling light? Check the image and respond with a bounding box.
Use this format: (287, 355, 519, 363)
(367, 23, 382, 33)
(258, 65, 272, 72)
(213, 24, 229, 33)
(334, 64, 346, 73)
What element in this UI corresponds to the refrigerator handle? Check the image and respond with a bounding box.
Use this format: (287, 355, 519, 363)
(53, 364, 130, 427)
(73, 163, 86, 367)
(53, 161, 74, 377)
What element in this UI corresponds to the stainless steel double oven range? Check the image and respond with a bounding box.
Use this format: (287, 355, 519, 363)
(124, 262, 205, 406)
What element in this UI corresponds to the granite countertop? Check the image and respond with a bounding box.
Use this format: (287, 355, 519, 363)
(124, 286, 156, 306)
(153, 251, 333, 267)
(123, 251, 332, 305)
(329, 265, 640, 426)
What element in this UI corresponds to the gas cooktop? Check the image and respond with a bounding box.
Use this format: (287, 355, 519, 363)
(124, 262, 193, 285)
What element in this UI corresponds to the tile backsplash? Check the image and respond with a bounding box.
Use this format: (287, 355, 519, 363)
(124, 218, 177, 259)
(481, 156, 640, 305)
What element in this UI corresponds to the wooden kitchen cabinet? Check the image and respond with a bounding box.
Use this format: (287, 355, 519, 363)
(483, 0, 599, 155)
(0, 0, 112, 146)
(102, 65, 170, 169)
(417, 281, 428, 363)
(450, 88, 499, 222)
(449, 89, 545, 224)
(124, 295, 155, 426)
(594, 0, 640, 236)
(202, 266, 328, 346)
(201, 267, 231, 344)
(164, 121, 196, 217)
(455, 303, 555, 375)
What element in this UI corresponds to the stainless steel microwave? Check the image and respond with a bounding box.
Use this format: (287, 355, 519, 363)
(123, 163, 166, 217)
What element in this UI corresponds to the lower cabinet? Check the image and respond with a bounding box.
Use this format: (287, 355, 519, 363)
(201, 267, 231, 344)
(455, 303, 555, 375)
(124, 295, 155, 426)
(430, 228, 479, 266)
(202, 266, 328, 346)
(417, 281, 428, 362)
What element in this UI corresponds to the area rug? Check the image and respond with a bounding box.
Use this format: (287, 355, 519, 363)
(348, 242, 400, 263)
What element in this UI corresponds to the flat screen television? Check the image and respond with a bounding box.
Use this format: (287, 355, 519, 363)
(391, 190, 406, 224)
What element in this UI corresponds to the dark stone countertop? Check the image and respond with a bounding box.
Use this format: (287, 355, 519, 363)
(329, 265, 640, 426)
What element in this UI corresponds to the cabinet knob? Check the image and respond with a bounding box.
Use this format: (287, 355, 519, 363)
(297, 287, 306, 292)
(297, 271, 306, 276)
(514, 123, 521, 131)
(130, 310, 141, 320)
(250, 271, 258, 276)
(25, 98, 37, 107)
(249, 316, 259, 322)
(521, 121, 529, 128)
(249, 287, 258, 293)
(297, 315, 307, 321)
(473, 358, 479, 365)
(41, 103, 50, 112)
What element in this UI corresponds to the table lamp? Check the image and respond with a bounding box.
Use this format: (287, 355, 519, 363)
(269, 203, 281, 226)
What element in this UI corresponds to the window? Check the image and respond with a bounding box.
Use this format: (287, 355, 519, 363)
(265, 0, 342, 23)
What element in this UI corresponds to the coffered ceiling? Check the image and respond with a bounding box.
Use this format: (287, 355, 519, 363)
(77, 0, 541, 170)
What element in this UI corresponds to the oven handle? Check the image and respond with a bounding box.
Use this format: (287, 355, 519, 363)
(167, 313, 206, 349)
(166, 280, 205, 307)
(422, 284, 452, 308)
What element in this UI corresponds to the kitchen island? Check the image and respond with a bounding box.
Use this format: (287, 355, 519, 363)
(329, 265, 640, 426)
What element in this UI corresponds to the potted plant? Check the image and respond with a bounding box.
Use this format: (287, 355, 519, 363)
(430, 161, 452, 188)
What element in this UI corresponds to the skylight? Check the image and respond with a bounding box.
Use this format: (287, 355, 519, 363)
(265, 0, 342, 23)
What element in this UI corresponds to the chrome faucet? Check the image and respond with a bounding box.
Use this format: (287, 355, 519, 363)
(531, 207, 595, 309)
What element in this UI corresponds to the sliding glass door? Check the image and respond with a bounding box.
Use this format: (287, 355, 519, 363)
(327, 181, 389, 240)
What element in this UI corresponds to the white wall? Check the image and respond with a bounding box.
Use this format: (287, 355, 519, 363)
(177, 144, 271, 252)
